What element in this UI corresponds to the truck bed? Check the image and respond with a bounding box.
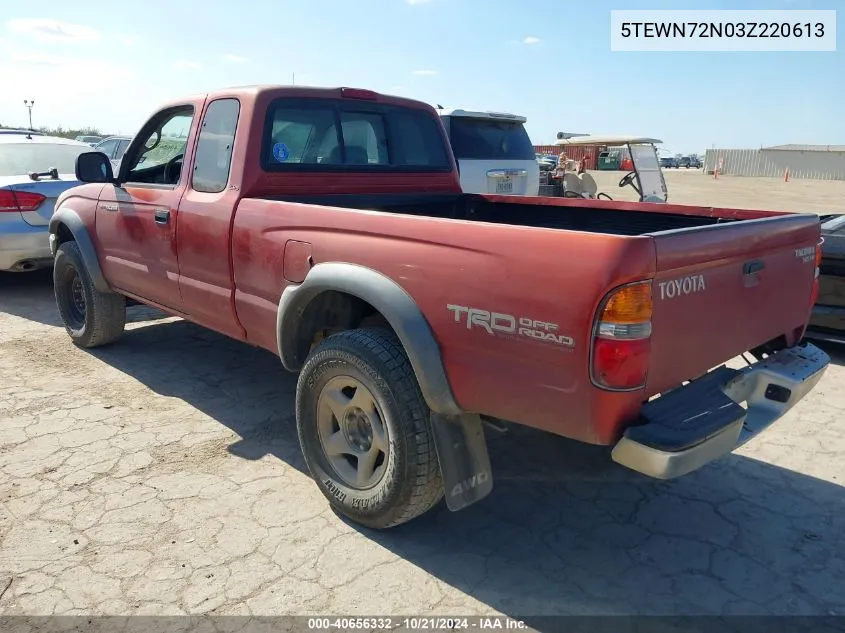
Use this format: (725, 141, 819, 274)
(268, 192, 742, 236)
(240, 190, 819, 443)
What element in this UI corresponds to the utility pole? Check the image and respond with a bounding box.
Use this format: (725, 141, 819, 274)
(23, 99, 35, 130)
(292, 72, 295, 85)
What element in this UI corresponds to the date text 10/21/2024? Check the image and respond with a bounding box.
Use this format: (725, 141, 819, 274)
(306, 617, 528, 630)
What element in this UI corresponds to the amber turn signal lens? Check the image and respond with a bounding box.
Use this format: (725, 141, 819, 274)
(600, 282, 653, 324)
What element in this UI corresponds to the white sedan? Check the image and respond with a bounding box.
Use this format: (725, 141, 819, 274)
(0, 132, 92, 272)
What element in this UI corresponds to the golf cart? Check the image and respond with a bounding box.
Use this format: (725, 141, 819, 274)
(542, 134, 668, 203)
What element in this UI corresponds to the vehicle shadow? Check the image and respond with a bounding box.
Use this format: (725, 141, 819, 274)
(81, 318, 845, 619)
(85, 318, 308, 471)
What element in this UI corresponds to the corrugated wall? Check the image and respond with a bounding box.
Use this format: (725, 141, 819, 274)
(704, 149, 845, 181)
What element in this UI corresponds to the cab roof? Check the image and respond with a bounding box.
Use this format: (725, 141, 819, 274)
(156, 85, 438, 114)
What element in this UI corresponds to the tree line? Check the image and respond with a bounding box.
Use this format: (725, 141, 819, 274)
(0, 123, 115, 139)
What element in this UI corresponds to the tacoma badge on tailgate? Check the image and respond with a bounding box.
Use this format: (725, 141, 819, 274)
(795, 246, 815, 264)
(446, 304, 575, 349)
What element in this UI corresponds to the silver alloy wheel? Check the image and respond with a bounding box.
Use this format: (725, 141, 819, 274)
(316, 375, 390, 489)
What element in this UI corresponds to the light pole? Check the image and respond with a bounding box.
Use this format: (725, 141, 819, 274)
(23, 100, 35, 130)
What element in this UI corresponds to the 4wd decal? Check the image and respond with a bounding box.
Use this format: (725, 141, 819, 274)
(446, 305, 575, 349)
(450, 471, 489, 499)
(658, 274, 706, 300)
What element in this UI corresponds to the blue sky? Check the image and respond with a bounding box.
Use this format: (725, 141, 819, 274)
(0, 0, 841, 154)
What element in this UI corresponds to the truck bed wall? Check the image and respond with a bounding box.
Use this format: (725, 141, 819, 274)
(235, 193, 801, 445)
(267, 193, 740, 236)
(232, 193, 665, 445)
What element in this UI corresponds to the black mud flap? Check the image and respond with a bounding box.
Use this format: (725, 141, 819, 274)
(430, 412, 494, 511)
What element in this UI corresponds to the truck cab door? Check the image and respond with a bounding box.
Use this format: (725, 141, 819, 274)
(175, 97, 246, 340)
(96, 105, 198, 311)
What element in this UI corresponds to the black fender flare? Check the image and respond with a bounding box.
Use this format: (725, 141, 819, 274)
(49, 207, 111, 293)
(276, 262, 462, 417)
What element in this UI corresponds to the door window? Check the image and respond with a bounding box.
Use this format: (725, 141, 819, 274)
(125, 107, 195, 186)
(192, 99, 240, 193)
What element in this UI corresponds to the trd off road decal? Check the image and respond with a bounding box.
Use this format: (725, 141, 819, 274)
(446, 305, 575, 349)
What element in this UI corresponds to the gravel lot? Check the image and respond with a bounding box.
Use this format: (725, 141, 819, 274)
(2, 177, 845, 618)
(591, 169, 845, 214)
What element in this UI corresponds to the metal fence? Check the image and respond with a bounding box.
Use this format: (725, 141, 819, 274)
(703, 149, 845, 181)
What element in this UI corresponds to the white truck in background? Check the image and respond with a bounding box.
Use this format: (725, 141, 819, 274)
(436, 108, 540, 196)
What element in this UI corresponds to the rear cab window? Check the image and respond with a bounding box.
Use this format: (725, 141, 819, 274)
(443, 116, 535, 161)
(0, 142, 90, 177)
(261, 99, 452, 172)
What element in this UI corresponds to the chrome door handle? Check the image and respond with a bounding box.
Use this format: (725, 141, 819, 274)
(154, 209, 170, 225)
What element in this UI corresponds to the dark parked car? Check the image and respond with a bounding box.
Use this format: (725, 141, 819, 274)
(806, 214, 845, 343)
(679, 156, 701, 169)
(659, 157, 678, 168)
(536, 153, 557, 171)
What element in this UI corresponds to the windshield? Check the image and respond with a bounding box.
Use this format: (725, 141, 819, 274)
(447, 117, 535, 161)
(631, 144, 668, 203)
(0, 142, 89, 177)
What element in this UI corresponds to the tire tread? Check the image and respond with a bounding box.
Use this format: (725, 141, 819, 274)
(297, 327, 443, 528)
(54, 241, 125, 348)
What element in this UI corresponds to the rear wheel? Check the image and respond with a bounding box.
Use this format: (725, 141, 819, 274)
(54, 241, 126, 348)
(296, 328, 443, 529)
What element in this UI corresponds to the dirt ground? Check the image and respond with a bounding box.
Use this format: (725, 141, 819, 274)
(2, 176, 845, 619)
(590, 169, 845, 214)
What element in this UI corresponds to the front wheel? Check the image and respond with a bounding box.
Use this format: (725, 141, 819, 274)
(54, 241, 126, 348)
(295, 328, 443, 529)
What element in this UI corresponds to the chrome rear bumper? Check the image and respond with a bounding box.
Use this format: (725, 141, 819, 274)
(611, 343, 830, 479)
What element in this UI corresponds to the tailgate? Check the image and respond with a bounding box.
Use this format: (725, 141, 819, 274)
(645, 213, 821, 395)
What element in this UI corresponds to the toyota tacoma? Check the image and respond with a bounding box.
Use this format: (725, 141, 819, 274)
(49, 85, 829, 529)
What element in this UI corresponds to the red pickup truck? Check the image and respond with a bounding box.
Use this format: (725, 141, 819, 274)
(49, 85, 830, 529)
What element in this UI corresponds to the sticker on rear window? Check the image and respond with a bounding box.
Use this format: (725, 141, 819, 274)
(272, 143, 290, 162)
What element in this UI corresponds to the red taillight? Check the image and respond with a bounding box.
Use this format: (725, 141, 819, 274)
(0, 189, 46, 212)
(593, 338, 651, 389)
(591, 281, 653, 390)
(0, 190, 18, 212)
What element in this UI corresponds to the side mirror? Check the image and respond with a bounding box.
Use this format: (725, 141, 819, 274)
(75, 151, 114, 183)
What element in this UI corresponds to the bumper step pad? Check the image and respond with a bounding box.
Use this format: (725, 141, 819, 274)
(625, 366, 744, 453)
